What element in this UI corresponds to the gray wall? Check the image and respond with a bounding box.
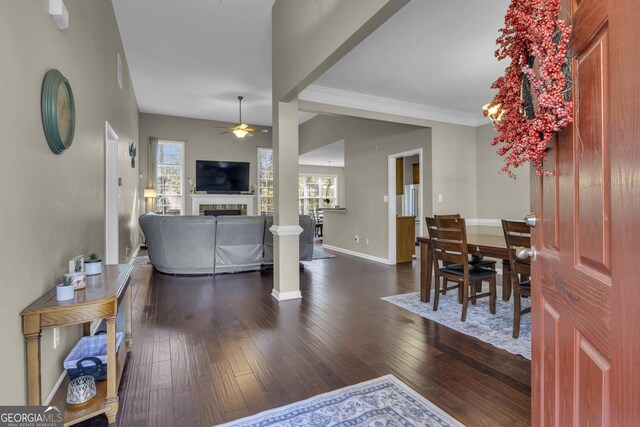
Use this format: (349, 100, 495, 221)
(0, 0, 139, 404)
(431, 123, 478, 217)
(300, 115, 431, 259)
(299, 115, 528, 261)
(138, 113, 273, 215)
(475, 123, 530, 220)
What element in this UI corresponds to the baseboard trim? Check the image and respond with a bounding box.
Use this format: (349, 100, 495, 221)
(321, 244, 393, 265)
(271, 289, 302, 301)
(466, 218, 502, 227)
(44, 370, 67, 406)
(129, 245, 141, 261)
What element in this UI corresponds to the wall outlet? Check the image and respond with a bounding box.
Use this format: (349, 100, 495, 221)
(438, 194, 443, 203)
(365, 238, 370, 245)
(53, 328, 60, 349)
(354, 236, 360, 243)
(383, 195, 389, 202)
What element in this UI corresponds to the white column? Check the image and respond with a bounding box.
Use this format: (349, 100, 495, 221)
(271, 98, 302, 301)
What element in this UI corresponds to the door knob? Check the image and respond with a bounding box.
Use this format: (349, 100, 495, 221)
(516, 245, 537, 261)
(524, 213, 537, 227)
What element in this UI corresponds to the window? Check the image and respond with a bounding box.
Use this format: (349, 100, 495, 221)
(156, 140, 185, 215)
(257, 148, 273, 215)
(257, 148, 338, 215)
(298, 174, 337, 215)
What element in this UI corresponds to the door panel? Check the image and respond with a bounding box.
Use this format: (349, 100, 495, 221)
(532, 0, 640, 425)
(542, 138, 559, 251)
(576, 31, 610, 275)
(532, 0, 611, 425)
(576, 335, 611, 426)
(541, 299, 560, 426)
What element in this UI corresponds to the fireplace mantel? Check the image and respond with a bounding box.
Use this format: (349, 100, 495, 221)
(190, 194, 256, 216)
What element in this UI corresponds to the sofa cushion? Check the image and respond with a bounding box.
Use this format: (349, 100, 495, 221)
(215, 216, 266, 273)
(263, 215, 315, 264)
(140, 213, 216, 274)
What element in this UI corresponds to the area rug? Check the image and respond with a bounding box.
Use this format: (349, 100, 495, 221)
(217, 375, 463, 427)
(312, 249, 336, 260)
(382, 290, 531, 360)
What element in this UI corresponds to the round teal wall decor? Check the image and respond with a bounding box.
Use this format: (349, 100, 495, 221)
(41, 69, 76, 154)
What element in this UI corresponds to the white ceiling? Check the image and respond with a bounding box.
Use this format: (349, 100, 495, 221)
(312, 0, 510, 118)
(298, 140, 345, 167)
(112, 0, 509, 128)
(112, 0, 275, 125)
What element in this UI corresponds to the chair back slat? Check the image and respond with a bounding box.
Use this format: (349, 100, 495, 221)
(426, 217, 467, 267)
(436, 251, 465, 265)
(428, 228, 466, 241)
(501, 219, 531, 277)
(432, 240, 464, 253)
(507, 235, 530, 248)
(434, 213, 461, 219)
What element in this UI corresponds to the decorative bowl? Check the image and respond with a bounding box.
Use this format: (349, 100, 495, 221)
(66, 375, 97, 405)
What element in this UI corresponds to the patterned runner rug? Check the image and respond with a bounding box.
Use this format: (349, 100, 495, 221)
(382, 289, 531, 359)
(217, 375, 463, 427)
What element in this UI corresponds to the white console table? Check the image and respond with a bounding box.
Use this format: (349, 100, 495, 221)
(190, 194, 256, 215)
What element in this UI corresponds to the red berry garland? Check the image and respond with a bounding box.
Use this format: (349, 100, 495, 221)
(487, 0, 573, 178)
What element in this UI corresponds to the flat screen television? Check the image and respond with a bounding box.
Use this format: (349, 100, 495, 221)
(195, 160, 250, 193)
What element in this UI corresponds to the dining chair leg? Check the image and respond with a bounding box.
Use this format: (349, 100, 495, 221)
(461, 281, 469, 322)
(513, 292, 521, 338)
(433, 275, 441, 312)
(470, 281, 477, 305)
(457, 286, 463, 304)
(489, 276, 496, 315)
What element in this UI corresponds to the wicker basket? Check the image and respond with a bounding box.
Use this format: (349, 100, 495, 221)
(63, 332, 124, 380)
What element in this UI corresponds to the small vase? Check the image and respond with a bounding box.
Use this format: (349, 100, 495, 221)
(85, 260, 102, 276)
(56, 284, 75, 301)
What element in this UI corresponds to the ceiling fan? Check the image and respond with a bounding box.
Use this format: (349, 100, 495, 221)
(217, 96, 268, 139)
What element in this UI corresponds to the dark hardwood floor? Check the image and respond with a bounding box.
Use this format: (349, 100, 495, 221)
(115, 248, 531, 426)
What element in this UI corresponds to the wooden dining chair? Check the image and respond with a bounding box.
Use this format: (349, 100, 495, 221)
(426, 216, 497, 321)
(433, 214, 496, 267)
(433, 214, 496, 296)
(501, 219, 532, 338)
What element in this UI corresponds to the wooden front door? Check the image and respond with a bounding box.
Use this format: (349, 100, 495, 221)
(531, 0, 640, 425)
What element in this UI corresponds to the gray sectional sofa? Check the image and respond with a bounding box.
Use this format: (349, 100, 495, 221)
(139, 213, 315, 275)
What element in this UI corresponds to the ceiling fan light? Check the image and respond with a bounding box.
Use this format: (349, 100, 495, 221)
(233, 128, 249, 138)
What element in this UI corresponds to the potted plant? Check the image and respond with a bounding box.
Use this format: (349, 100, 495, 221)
(56, 276, 75, 301)
(85, 252, 102, 276)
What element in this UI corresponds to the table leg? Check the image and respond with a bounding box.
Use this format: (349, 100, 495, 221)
(24, 314, 42, 405)
(420, 242, 433, 302)
(502, 259, 512, 301)
(105, 316, 119, 424)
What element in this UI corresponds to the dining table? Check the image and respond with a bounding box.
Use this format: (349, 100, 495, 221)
(417, 232, 512, 303)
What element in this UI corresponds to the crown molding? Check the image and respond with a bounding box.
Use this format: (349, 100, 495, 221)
(299, 85, 489, 127)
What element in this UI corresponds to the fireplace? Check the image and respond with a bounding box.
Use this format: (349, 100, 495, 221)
(190, 194, 256, 216)
(204, 209, 242, 216)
